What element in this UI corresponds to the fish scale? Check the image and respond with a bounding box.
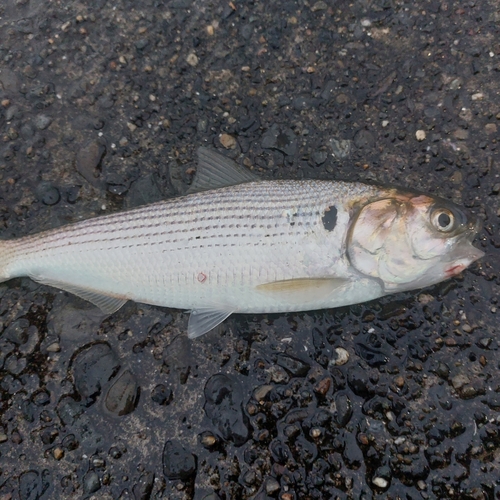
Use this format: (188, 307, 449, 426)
(0, 148, 483, 338)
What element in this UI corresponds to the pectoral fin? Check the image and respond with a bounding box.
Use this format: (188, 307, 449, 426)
(187, 307, 234, 339)
(256, 277, 349, 303)
(29, 275, 128, 314)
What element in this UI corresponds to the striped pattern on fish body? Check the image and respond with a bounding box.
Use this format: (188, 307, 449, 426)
(0, 148, 483, 338)
(2, 180, 382, 309)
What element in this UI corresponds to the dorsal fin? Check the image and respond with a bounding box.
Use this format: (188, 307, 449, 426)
(187, 147, 259, 194)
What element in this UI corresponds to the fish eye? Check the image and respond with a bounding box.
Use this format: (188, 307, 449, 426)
(431, 208, 455, 232)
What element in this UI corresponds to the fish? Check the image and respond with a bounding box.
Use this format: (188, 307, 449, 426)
(0, 147, 484, 338)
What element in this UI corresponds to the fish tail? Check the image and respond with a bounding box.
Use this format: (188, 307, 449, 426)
(0, 240, 15, 283)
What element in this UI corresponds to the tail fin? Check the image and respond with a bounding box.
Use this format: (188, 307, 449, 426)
(0, 240, 16, 283)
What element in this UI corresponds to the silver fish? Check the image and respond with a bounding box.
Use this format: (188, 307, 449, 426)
(0, 148, 484, 338)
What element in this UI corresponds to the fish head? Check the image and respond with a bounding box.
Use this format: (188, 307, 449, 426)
(347, 192, 484, 293)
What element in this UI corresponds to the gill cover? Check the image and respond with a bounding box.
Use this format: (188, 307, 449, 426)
(347, 198, 420, 288)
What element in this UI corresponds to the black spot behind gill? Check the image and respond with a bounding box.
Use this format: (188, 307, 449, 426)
(321, 205, 337, 232)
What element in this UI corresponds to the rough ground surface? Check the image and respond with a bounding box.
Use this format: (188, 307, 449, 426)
(0, 0, 499, 499)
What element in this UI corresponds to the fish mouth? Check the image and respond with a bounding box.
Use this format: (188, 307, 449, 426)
(444, 217, 484, 277)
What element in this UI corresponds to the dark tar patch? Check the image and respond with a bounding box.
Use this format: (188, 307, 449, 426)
(321, 205, 337, 232)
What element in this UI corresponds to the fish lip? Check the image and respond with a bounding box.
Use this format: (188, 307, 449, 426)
(444, 215, 484, 274)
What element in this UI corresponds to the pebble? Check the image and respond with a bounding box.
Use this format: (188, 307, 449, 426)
(34, 114, 52, 130)
(132, 471, 155, 500)
(314, 376, 331, 395)
(162, 440, 197, 481)
(75, 140, 106, 187)
(394, 376, 405, 388)
(19, 471, 44, 500)
(329, 137, 352, 158)
(45, 342, 61, 353)
(276, 354, 310, 377)
(4, 319, 30, 345)
(311, 0, 328, 11)
(37, 183, 61, 206)
(262, 125, 297, 156)
(415, 130, 426, 141)
(204, 374, 249, 445)
(332, 347, 349, 366)
(353, 129, 375, 149)
(373, 477, 388, 488)
(62, 434, 79, 451)
(253, 384, 273, 402)
(83, 471, 101, 495)
(186, 53, 199, 66)
(199, 431, 218, 448)
(334, 392, 353, 427)
(485, 123, 497, 135)
(312, 150, 328, 165)
(104, 369, 138, 416)
(53, 447, 64, 460)
(269, 365, 290, 383)
(72, 342, 120, 404)
(265, 476, 280, 494)
(219, 133, 236, 149)
(453, 128, 469, 140)
(151, 384, 172, 405)
(451, 374, 470, 390)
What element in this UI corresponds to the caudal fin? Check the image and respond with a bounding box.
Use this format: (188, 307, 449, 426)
(0, 240, 15, 283)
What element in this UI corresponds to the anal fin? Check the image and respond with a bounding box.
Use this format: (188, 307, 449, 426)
(187, 307, 234, 339)
(29, 275, 128, 314)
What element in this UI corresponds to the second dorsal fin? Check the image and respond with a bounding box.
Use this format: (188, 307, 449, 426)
(187, 147, 259, 194)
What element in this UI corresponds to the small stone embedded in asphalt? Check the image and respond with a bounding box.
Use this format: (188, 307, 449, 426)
(219, 133, 236, 149)
(3, 318, 30, 344)
(162, 440, 197, 481)
(199, 430, 219, 449)
(61, 433, 79, 451)
(353, 128, 376, 149)
(126, 173, 164, 208)
(261, 124, 297, 156)
(329, 137, 352, 158)
(347, 364, 374, 396)
(36, 182, 60, 206)
(71, 342, 120, 405)
(104, 369, 138, 416)
(333, 391, 353, 428)
(276, 353, 310, 377)
(312, 150, 328, 165)
(204, 374, 250, 446)
(19, 470, 49, 500)
(83, 471, 101, 495)
(75, 140, 106, 187)
(65, 185, 81, 204)
(132, 471, 155, 500)
(56, 396, 84, 426)
(34, 114, 52, 130)
(151, 384, 172, 405)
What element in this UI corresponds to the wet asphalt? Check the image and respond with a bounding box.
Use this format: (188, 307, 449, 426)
(0, 0, 499, 499)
